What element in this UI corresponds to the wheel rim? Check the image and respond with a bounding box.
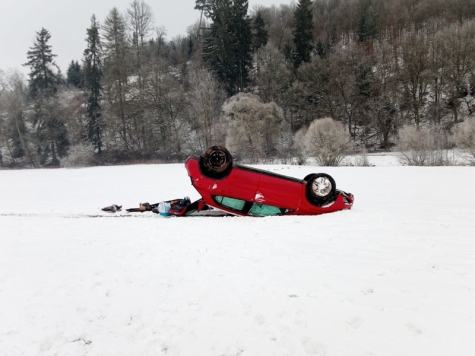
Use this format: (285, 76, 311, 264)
(206, 149, 228, 171)
(312, 176, 333, 197)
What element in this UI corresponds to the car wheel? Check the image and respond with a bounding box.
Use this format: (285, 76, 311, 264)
(199, 146, 233, 178)
(306, 173, 336, 205)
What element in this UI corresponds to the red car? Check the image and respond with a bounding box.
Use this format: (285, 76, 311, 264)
(182, 146, 354, 217)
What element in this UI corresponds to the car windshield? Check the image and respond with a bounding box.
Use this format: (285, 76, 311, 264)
(213, 195, 283, 217)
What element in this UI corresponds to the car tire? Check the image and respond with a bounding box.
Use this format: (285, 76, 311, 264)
(305, 173, 336, 205)
(199, 146, 233, 178)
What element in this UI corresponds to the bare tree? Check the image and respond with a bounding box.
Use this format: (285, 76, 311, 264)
(454, 115, 475, 164)
(126, 1, 155, 151)
(253, 43, 292, 104)
(399, 31, 431, 129)
(260, 5, 294, 52)
(371, 41, 401, 148)
(0, 69, 38, 167)
(290, 43, 373, 139)
(186, 68, 225, 153)
(127, 0, 154, 71)
(435, 20, 475, 126)
(142, 58, 187, 159)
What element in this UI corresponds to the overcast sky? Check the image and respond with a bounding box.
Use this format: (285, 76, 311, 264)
(0, 0, 293, 76)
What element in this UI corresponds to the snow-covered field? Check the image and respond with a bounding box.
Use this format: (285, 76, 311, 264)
(1, 154, 474, 356)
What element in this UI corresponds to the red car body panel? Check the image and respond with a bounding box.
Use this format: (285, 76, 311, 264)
(185, 157, 354, 216)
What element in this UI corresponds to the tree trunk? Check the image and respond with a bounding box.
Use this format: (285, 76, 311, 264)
(15, 115, 36, 168)
(117, 79, 129, 149)
(51, 141, 59, 166)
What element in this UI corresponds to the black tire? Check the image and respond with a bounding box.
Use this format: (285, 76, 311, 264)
(199, 146, 233, 178)
(305, 173, 336, 205)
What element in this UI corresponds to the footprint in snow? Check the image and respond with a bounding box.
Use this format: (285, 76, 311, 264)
(347, 316, 364, 330)
(302, 338, 327, 355)
(405, 322, 423, 336)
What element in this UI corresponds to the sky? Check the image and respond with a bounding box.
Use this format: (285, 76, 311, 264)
(0, 0, 293, 76)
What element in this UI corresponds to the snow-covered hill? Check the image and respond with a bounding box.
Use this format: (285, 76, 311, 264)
(1, 159, 474, 356)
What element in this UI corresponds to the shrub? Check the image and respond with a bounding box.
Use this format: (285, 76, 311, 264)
(299, 118, 353, 166)
(397, 126, 454, 166)
(61, 144, 96, 168)
(223, 93, 286, 161)
(353, 149, 372, 167)
(454, 116, 475, 164)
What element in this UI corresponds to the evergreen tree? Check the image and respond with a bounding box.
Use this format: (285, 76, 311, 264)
(202, 0, 235, 95)
(24, 28, 60, 98)
(231, 0, 252, 92)
(102, 7, 130, 148)
(292, 0, 314, 69)
(357, 6, 378, 43)
(252, 11, 269, 52)
(202, 0, 252, 95)
(33, 95, 69, 165)
(24, 28, 69, 166)
(66, 60, 83, 88)
(315, 40, 326, 58)
(195, 0, 215, 18)
(84, 15, 104, 153)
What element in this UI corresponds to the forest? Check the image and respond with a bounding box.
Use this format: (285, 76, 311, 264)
(1, 0, 475, 168)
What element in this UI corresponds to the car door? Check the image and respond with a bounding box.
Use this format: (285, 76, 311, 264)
(256, 173, 302, 209)
(207, 166, 260, 202)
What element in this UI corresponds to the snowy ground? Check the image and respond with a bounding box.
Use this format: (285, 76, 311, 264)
(1, 154, 474, 356)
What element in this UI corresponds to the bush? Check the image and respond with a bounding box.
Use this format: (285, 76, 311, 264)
(299, 118, 353, 166)
(353, 149, 372, 167)
(223, 93, 287, 161)
(397, 126, 454, 166)
(454, 116, 475, 164)
(60, 144, 96, 168)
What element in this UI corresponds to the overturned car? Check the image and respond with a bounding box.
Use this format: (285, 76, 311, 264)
(177, 146, 354, 217)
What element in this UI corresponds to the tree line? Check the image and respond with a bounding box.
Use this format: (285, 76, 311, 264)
(1, 0, 475, 168)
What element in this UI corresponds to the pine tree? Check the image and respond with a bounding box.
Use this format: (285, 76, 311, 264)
(195, 0, 215, 36)
(202, 0, 252, 95)
(195, 0, 215, 18)
(357, 6, 378, 43)
(102, 7, 130, 148)
(24, 28, 69, 166)
(66, 60, 84, 88)
(252, 11, 268, 52)
(231, 0, 252, 92)
(202, 0, 235, 95)
(84, 15, 104, 153)
(292, 0, 314, 69)
(24, 28, 60, 99)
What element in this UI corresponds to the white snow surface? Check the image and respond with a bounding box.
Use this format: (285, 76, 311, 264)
(1, 158, 475, 356)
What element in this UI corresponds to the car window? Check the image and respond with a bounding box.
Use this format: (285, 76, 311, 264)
(248, 203, 282, 217)
(214, 196, 246, 211)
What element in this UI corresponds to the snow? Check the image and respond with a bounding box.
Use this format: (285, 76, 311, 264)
(1, 157, 475, 356)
